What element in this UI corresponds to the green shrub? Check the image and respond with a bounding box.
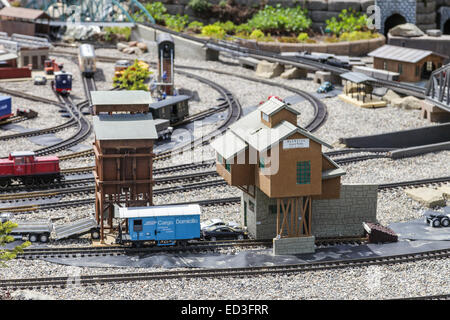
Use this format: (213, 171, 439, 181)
(213, 21, 236, 34)
(249, 29, 265, 39)
(187, 21, 204, 33)
(188, 0, 211, 12)
(201, 24, 226, 39)
(114, 59, 152, 91)
(339, 30, 378, 41)
(219, 0, 228, 8)
(163, 14, 189, 32)
(234, 23, 252, 35)
(144, 2, 167, 23)
(325, 8, 369, 36)
(104, 26, 132, 41)
(297, 32, 309, 42)
(247, 4, 312, 34)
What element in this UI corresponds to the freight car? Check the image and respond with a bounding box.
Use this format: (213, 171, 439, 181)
(0, 95, 13, 121)
(0, 151, 61, 187)
(296, 51, 351, 69)
(115, 204, 201, 247)
(51, 71, 72, 95)
(149, 94, 189, 124)
(78, 43, 96, 78)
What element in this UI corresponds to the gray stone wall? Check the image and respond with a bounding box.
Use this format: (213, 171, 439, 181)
(311, 184, 378, 238)
(241, 184, 378, 240)
(273, 236, 315, 255)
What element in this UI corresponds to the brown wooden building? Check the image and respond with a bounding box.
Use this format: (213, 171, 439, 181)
(91, 90, 153, 115)
(368, 45, 448, 83)
(0, 7, 50, 37)
(211, 97, 345, 253)
(93, 113, 158, 242)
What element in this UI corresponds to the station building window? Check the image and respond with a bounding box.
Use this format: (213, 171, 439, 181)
(398, 64, 403, 74)
(262, 112, 269, 122)
(296, 161, 311, 185)
(225, 160, 231, 172)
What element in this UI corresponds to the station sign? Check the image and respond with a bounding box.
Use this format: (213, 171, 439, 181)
(283, 138, 309, 149)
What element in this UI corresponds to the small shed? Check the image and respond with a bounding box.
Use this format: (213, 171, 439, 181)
(0, 50, 17, 67)
(0, 7, 50, 36)
(368, 45, 448, 82)
(91, 90, 153, 114)
(339, 72, 387, 109)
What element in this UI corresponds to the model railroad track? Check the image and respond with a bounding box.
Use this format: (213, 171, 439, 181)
(0, 196, 241, 213)
(15, 236, 366, 260)
(398, 294, 450, 300)
(81, 74, 97, 108)
(0, 177, 227, 202)
(4, 173, 450, 213)
(16, 239, 273, 260)
(2, 247, 449, 290)
(34, 96, 92, 156)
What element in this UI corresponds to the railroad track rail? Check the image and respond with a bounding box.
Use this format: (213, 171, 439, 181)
(398, 294, 450, 300)
(0, 115, 28, 126)
(2, 246, 449, 290)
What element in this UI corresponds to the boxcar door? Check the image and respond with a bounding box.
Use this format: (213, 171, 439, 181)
(156, 217, 175, 241)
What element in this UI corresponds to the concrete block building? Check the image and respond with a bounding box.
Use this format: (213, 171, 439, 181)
(211, 97, 378, 255)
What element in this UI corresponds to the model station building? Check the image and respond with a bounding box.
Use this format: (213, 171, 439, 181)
(369, 44, 447, 82)
(211, 97, 378, 255)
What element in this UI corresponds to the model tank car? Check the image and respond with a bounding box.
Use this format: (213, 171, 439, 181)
(0, 151, 61, 187)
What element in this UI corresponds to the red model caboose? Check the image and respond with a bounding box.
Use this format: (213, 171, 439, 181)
(0, 151, 61, 187)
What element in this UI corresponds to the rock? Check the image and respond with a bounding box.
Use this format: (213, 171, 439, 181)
(63, 24, 101, 41)
(405, 187, 446, 207)
(439, 185, 450, 199)
(137, 42, 148, 52)
(133, 47, 143, 56)
(117, 42, 128, 51)
(123, 47, 135, 54)
(382, 89, 401, 104)
(11, 290, 56, 300)
(255, 60, 284, 79)
(128, 41, 138, 47)
(280, 67, 307, 79)
(391, 96, 423, 110)
(389, 23, 425, 38)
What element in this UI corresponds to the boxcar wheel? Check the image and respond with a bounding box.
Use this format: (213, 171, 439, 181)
(237, 235, 244, 240)
(91, 229, 100, 240)
(442, 218, 450, 227)
(29, 234, 38, 242)
(0, 180, 9, 188)
(432, 219, 441, 228)
(39, 234, 49, 243)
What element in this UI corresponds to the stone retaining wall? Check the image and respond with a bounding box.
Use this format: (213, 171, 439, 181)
(234, 35, 385, 56)
(273, 236, 316, 255)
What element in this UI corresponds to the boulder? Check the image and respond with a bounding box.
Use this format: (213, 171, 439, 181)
(389, 23, 425, 38)
(128, 41, 138, 47)
(137, 42, 148, 52)
(391, 96, 423, 110)
(280, 67, 307, 79)
(439, 185, 450, 199)
(117, 42, 128, 51)
(382, 89, 401, 104)
(255, 60, 284, 79)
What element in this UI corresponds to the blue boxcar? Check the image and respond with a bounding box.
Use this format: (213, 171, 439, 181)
(116, 204, 201, 246)
(0, 96, 12, 121)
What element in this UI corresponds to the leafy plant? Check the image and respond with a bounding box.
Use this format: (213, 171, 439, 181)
(249, 29, 265, 40)
(246, 4, 312, 34)
(213, 21, 236, 34)
(144, 2, 167, 23)
(1, 221, 30, 267)
(163, 14, 189, 32)
(325, 8, 369, 36)
(297, 32, 309, 42)
(234, 23, 252, 36)
(187, 21, 204, 33)
(114, 59, 152, 91)
(188, 0, 211, 12)
(104, 27, 131, 41)
(201, 24, 226, 39)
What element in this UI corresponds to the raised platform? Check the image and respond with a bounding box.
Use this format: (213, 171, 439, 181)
(338, 94, 387, 109)
(273, 236, 315, 255)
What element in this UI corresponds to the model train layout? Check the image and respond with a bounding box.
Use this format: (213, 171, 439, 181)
(0, 1, 449, 304)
